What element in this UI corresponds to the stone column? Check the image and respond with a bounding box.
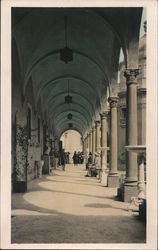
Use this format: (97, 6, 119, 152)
(138, 153, 146, 199)
(100, 111, 108, 186)
(87, 133, 89, 154)
(107, 97, 119, 187)
(82, 137, 85, 163)
(85, 133, 89, 165)
(123, 69, 139, 202)
(95, 120, 101, 153)
(82, 137, 85, 156)
(92, 127, 96, 162)
(95, 120, 101, 178)
(89, 129, 92, 154)
(137, 88, 146, 145)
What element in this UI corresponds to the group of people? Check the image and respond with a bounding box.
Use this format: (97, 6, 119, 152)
(58, 150, 84, 170)
(72, 151, 84, 165)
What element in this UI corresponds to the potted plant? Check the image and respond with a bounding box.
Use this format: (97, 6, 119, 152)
(13, 124, 28, 193)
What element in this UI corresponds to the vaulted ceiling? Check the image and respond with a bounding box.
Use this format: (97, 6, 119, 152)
(12, 7, 142, 137)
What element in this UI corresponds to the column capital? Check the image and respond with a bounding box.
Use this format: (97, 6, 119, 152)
(92, 126, 95, 132)
(108, 96, 119, 108)
(89, 129, 93, 134)
(95, 120, 100, 127)
(124, 68, 139, 83)
(100, 110, 109, 119)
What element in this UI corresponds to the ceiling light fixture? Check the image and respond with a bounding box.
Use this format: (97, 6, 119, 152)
(67, 113, 72, 120)
(65, 80, 72, 103)
(68, 123, 73, 128)
(60, 17, 73, 63)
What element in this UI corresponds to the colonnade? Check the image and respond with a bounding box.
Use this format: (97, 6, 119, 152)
(83, 69, 142, 202)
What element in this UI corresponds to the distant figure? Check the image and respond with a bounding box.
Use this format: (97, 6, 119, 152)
(73, 151, 78, 166)
(67, 152, 70, 164)
(86, 152, 92, 170)
(78, 151, 81, 164)
(88, 152, 92, 164)
(78, 151, 83, 164)
(80, 152, 84, 164)
(61, 149, 66, 171)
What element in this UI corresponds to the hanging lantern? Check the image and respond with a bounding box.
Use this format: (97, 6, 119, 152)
(65, 95, 72, 103)
(60, 16, 73, 63)
(67, 113, 72, 120)
(65, 80, 72, 103)
(60, 47, 73, 63)
(68, 123, 73, 128)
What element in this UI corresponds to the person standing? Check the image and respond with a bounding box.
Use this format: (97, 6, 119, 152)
(73, 151, 78, 166)
(61, 149, 66, 171)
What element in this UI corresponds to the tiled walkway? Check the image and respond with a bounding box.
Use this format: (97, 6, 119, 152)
(11, 164, 146, 243)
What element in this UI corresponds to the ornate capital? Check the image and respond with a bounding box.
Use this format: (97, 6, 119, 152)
(93, 126, 96, 131)
(108, 97, 119, 108)
(124, 69, 139, 83)
(95, 120, 100, 128)
(100, 110, 109, 119)
(89, 129, 92, 134)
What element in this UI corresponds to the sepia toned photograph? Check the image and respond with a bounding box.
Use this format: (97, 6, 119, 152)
(1, 0, 157, 249)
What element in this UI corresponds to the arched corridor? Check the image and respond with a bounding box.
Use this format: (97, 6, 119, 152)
(9, 4, 149, 246)
(12, 164, 146, 243)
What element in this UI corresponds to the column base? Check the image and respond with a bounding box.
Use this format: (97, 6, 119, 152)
(107, 174, 119, 188)
(118, 184, 138, 202)
(100, 170, 108, 186)
(96, 168, 101, 179)
(43, 155, 50, 175)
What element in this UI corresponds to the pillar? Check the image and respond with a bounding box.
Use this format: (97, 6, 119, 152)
(95, 120, 101, 178)
(84, 134, 89, 165)
(84, 135, 88, 164)
(87, 133, 89, 154)
(89, 129, 92, 154)
(137, 88, 146, 145)
(92, 126, 96, 162)
(82, 137, 84, 154)
(100, 111, 108, 186)
(138, 154, 146, 199)
(95, 120, 101, 153)
(107, 97, 119, 187)
(123, 69, 139, 202)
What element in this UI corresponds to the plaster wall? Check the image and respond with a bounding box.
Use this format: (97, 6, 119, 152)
(12, 42, 46, 185)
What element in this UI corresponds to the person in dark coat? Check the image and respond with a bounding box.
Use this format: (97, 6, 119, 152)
(61, 149, 66, 171)
(88, 152, 92, 164)
(73, 151, 78, 166)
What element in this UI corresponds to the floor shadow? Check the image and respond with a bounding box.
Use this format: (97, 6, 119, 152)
(11, 213, 146, 244)
(44, 178, 101, 187)
(84, 203, 112, 208)
(55, 174, 87, 179)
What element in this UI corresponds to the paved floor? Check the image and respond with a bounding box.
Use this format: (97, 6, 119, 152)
(11, 164, 146, 243)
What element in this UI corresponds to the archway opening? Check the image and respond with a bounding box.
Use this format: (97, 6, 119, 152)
(60, 130, 83, 164)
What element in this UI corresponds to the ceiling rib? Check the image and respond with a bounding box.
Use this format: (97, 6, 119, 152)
(35, 75, 99, 107)
(46, 91, 95, 116)
(24, 49, 109, 94)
